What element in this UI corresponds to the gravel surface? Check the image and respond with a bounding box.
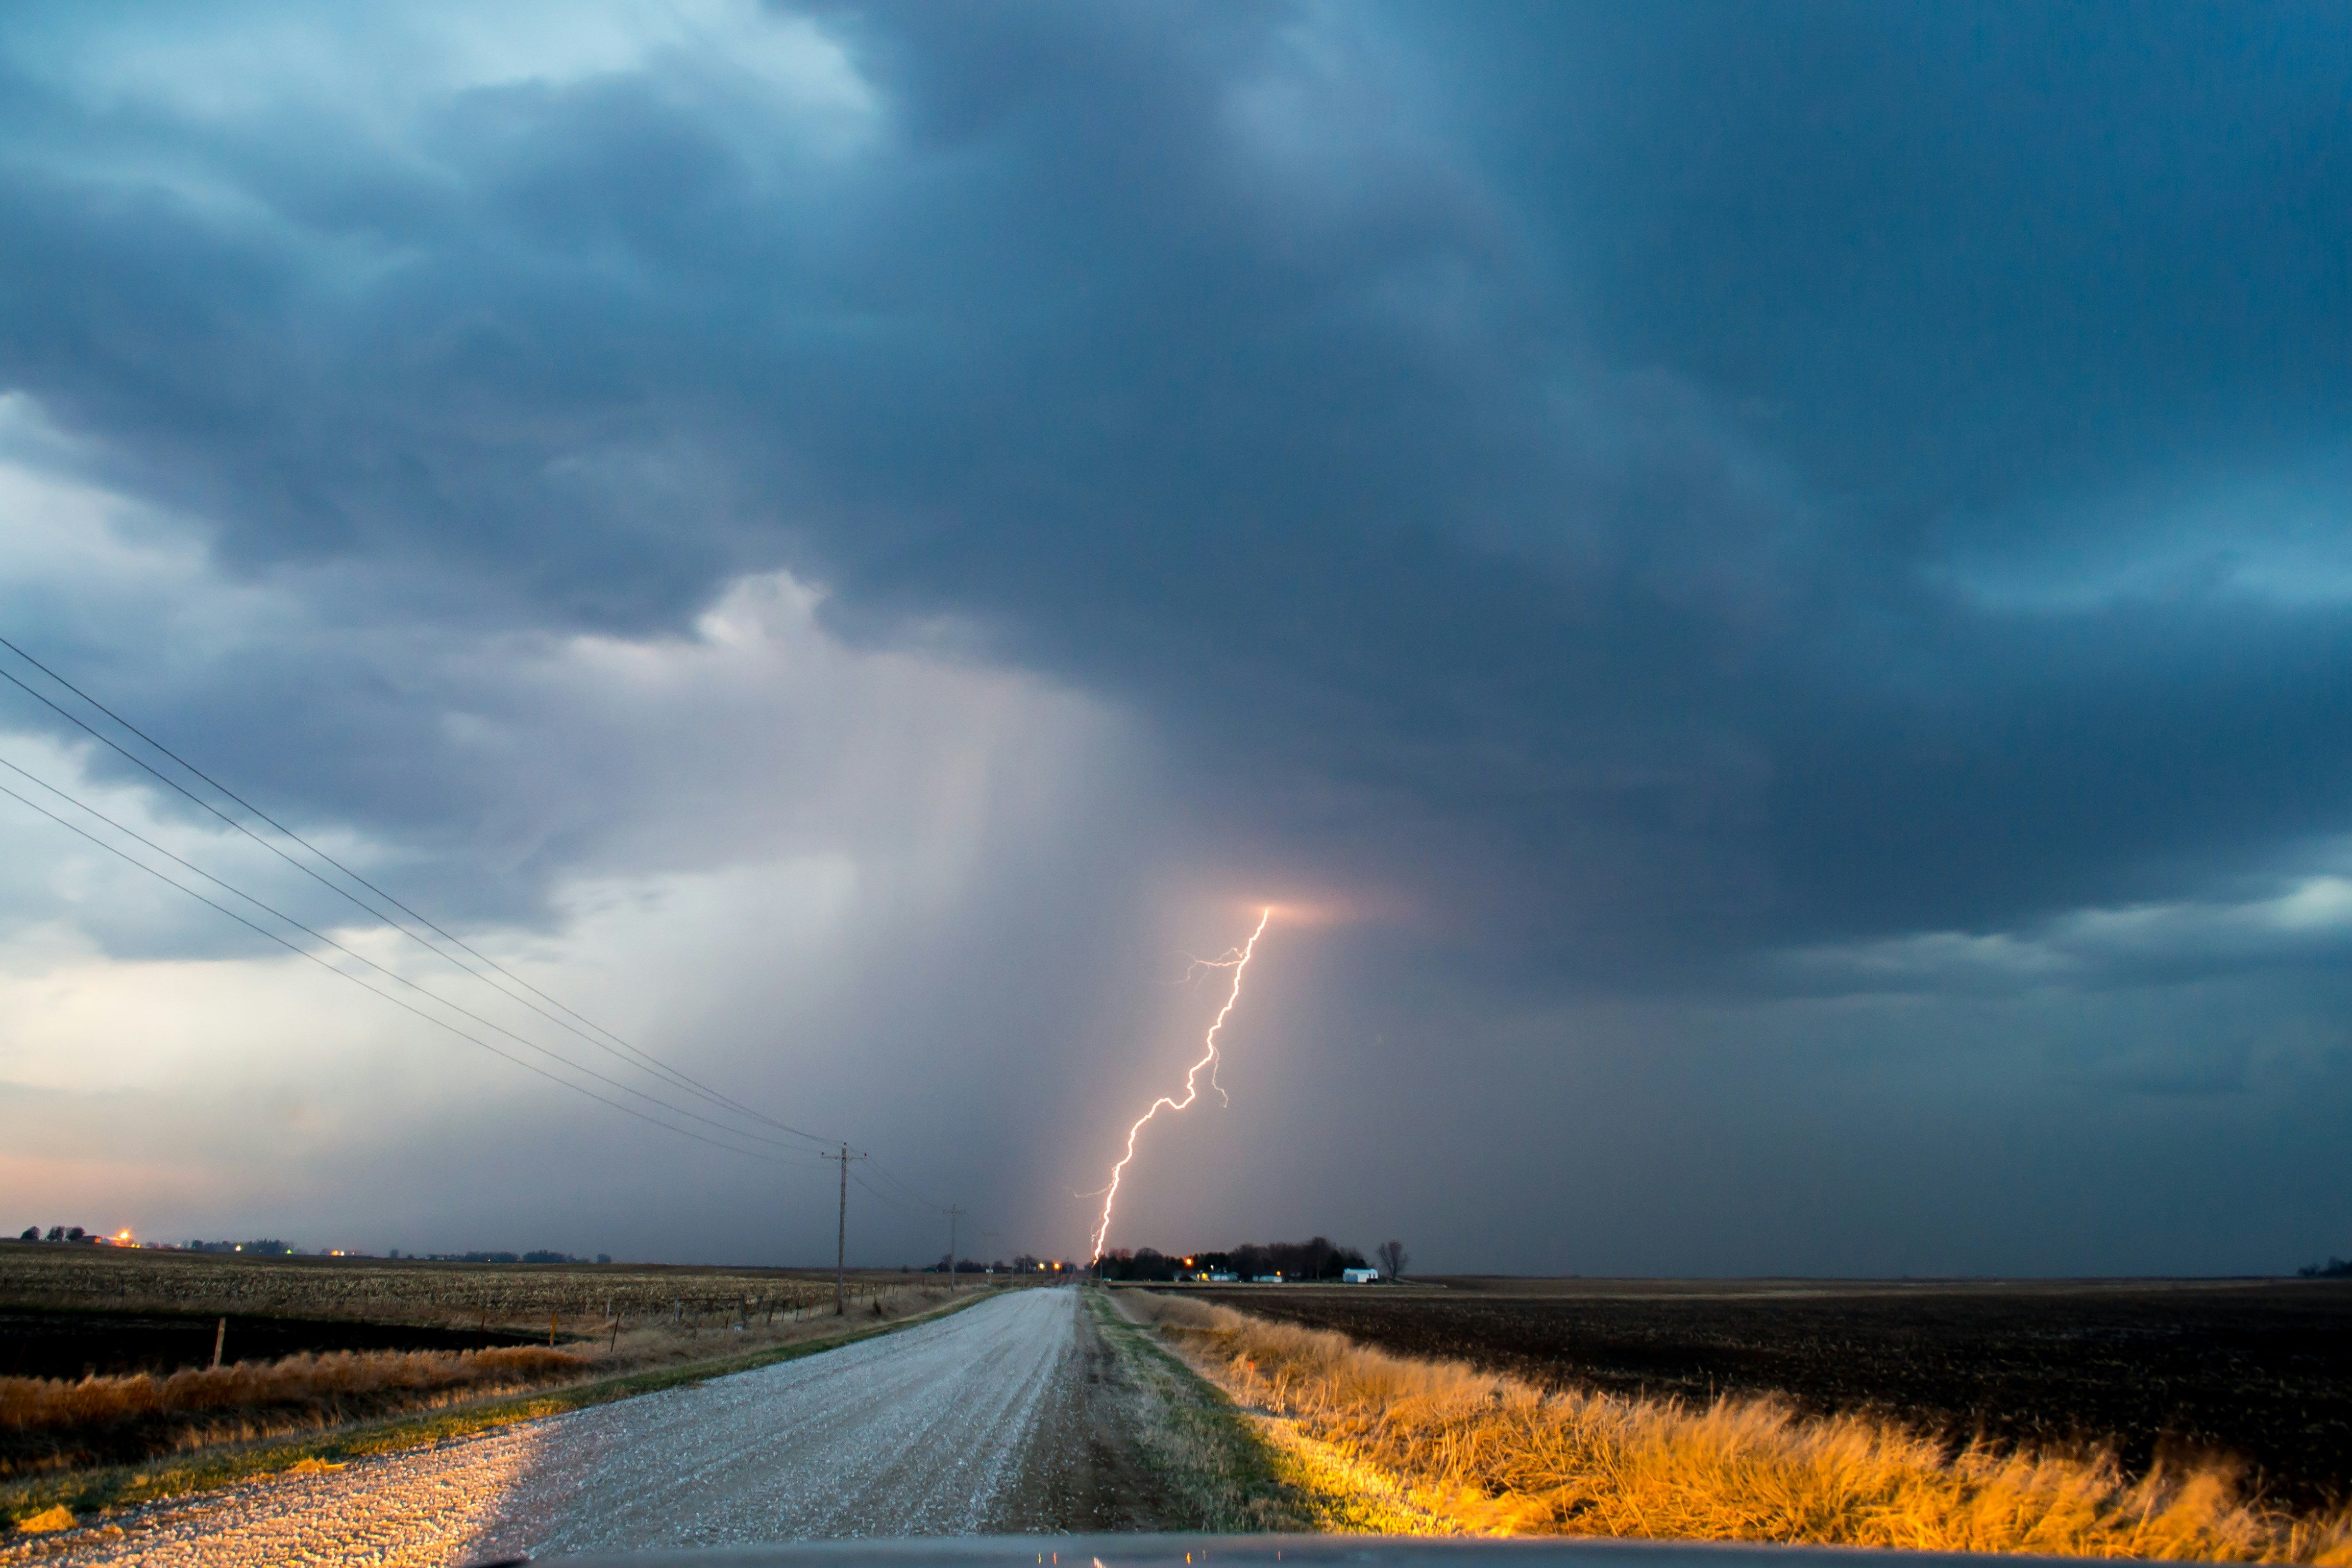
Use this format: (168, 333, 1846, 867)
(13, 1286, 1164, 1567)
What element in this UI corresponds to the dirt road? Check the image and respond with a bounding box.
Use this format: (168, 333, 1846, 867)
(20, 1286, 1173, 1566)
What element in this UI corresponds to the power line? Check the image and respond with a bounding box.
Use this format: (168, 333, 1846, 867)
(862, 1154, 952, 1211)
(847, 1170, 942, 1217)
(0, 750, 830, 1152)
(0, 776, 808, 1166)
(0, 636, 985, 1216)
(0, 640, 838, 1147)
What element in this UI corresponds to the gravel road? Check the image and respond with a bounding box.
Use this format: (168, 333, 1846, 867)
(15, 1285, 1172, 1568)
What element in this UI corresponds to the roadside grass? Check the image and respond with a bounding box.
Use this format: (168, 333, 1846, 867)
(1121, 1290, 2352, 1562)
(1087, 1286, 1316, 1531)
(4, 1344, 586, 1455)
(3, 1285, 995, 1536)
(1095, 1285, 1459, 1533)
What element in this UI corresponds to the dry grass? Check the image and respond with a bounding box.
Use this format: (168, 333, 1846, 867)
(1126, 1291, 2352, 1562)
(3, 1278, 971, 1483)
(1080, 1287, 1315, 1531)
(3, 1346, 585, 1435)
(4, 1285, 1001, 1534)
(1, 1346, 593, 1481)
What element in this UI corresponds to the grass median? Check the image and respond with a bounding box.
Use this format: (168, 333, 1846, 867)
(1089, 1284, 1455, 1533)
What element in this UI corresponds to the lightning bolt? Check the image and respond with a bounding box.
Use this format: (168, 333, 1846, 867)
(1090, 907, 1272, 1261)
(1179, 942, 1257, 1105)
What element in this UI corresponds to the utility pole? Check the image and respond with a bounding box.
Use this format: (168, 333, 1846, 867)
(945, 1205, 968, 1294)
(822, 1144, 865, 1314)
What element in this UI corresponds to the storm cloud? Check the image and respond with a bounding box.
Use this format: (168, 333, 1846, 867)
(1, 1, 2347, 1273)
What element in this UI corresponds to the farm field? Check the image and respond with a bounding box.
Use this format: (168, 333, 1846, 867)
(0, 1240, 881, 1340)
(0, 1242, 974, 1504)
(1179, 1277, 2352, 1510)
(9, 1287, 1202, 1563)
(1, 1309, 546, 1382)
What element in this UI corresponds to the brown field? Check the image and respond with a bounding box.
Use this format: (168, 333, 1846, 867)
(0, 1240, 885, 1334)
(1128, 1291, 2352, 1561)
(3, 1308, 548, 1382)
(1174, 1277, 2352, 1511)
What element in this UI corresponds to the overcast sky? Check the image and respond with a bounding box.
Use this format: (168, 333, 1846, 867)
(2, 1, 2347, 1275)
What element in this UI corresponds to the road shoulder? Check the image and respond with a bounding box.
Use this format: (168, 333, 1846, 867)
(3, 1289, 997, 1544)
(1098, 1287, 1461, 1535)
(1090, 1286, 1337, 1531)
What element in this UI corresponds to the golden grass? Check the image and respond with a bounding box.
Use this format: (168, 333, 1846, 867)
(2, 1280, 975, 1489)
(1, 1345, 585, 1436)
(1125, 1291, 2352, 1562)
(0, 1284, 1005, 1539)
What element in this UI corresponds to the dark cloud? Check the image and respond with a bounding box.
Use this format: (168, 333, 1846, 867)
(1, 1, 2349, 1268)
(8, 2, 2346, 982)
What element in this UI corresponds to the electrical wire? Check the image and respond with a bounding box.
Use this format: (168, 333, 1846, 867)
(0, 751, 836, 1151)
(0, 776, 807, 1166)
(862, 1155, 953, 1212)
(0, 641, 837, 1146)
(0, 637, 991, 1226)
(847, 1171, 942, 1216)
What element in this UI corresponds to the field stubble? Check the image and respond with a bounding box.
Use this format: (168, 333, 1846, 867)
(1190, 1278, 2352, 1511)
(0, 1242, 863, 1333)
(0, 1242, 960, 1512)
(1130, 1290, 2352, 1562)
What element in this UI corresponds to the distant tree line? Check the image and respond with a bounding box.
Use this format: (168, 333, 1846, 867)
(19, 1226, 93, 1244)
(2299, 1257, 2352, 1279)
(12, 1228, 291, 1251)
(1094, 1236, 1371, 1281)
(11, 1229, 615, 1264)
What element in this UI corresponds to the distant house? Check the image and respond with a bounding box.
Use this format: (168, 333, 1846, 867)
(1341, 1266, 1380, 1283)
(1206, 1271, 1239, 1282)
(1251, 1273, 1283, 1283)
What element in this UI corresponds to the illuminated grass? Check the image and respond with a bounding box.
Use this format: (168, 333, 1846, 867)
(1123, 1291, 2352, 1561)
(1086, 1286, 1317, 1531)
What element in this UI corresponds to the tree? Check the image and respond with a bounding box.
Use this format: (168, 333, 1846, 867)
(1376, 1239, 1408, 1280)
(17, 1227, 35, 1241)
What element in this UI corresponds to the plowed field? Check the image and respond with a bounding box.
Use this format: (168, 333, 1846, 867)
(1179, 1279, 2352, 1509)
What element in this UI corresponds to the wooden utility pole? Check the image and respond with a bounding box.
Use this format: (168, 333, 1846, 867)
(945, 1205, 968, 1294)
(822, 1144, 865, 1314)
